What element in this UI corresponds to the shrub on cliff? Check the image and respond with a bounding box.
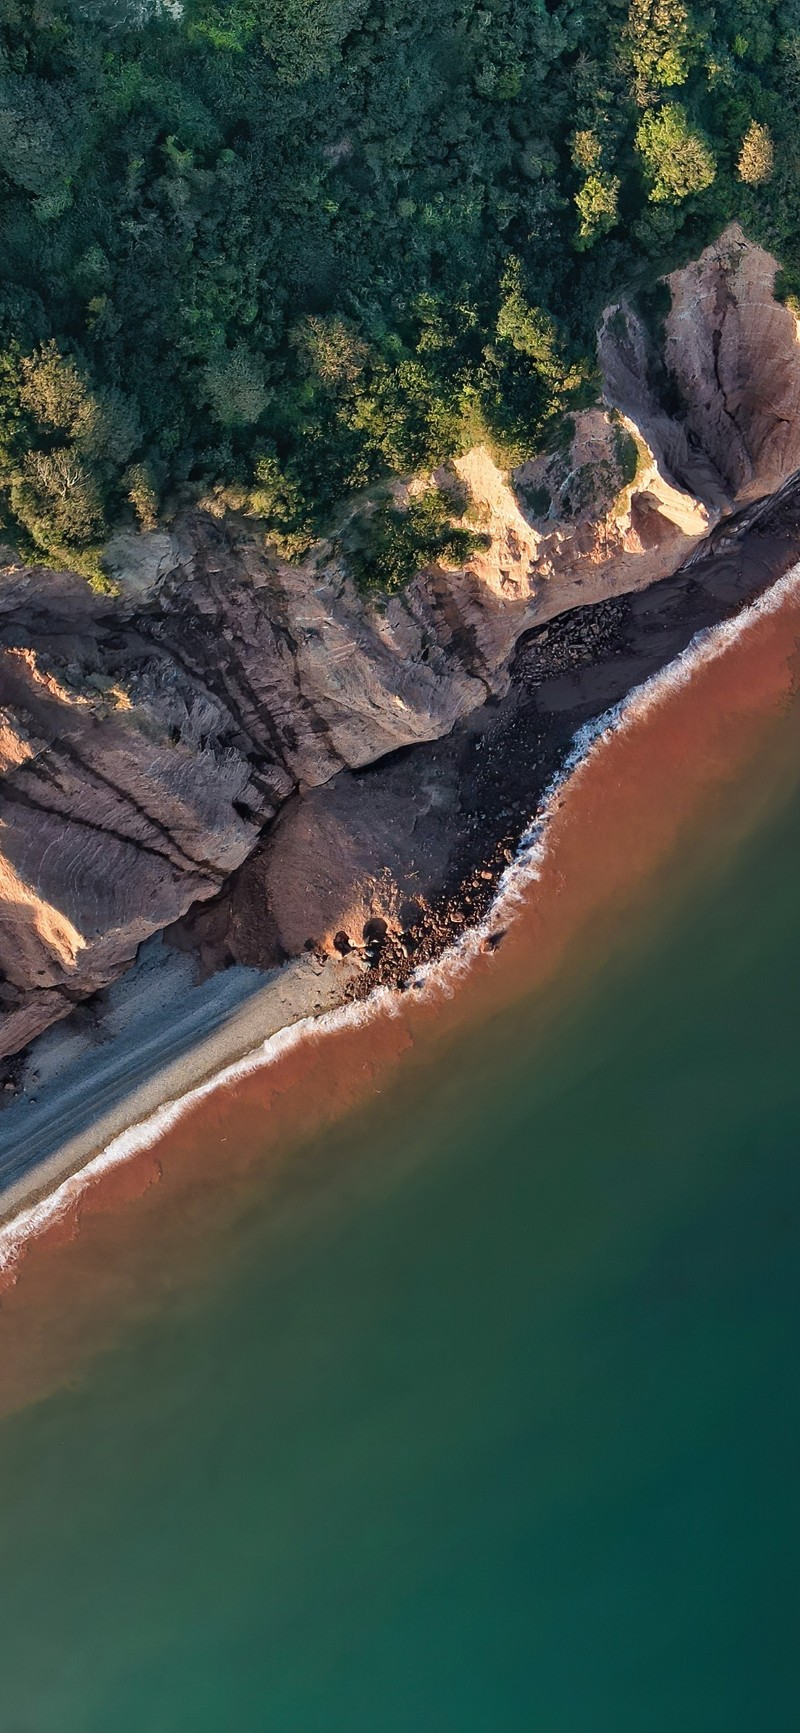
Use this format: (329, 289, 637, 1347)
(348, 487, 486, 596)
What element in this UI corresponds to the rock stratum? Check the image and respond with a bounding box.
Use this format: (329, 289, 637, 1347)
(2, 225, 800, 1061)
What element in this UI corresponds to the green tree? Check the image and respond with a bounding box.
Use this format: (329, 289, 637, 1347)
(497, 260, 563, 377)
(203, 348, 270, 427)
(0, 75, 85, 200)
(12, 451, 105, 551)
(191, 0, 367, 79)
(624, 0, 695, 104)
(125, 462, 159, 531)
(260, 0, 368, 81)
(75, 389, 142, 470)
(19, 343, 89, 436)
(290, 316, 369, 385)
(636, 104, 716, 202)
(575, 172, 621, 246)
(349, 487, 485, 595)
(0, 0, 796, 574)
(572, 130, 603, 172)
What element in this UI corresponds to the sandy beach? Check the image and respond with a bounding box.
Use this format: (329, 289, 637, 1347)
(2, 481, 800, 1256)
(0, 939, 364, 1223)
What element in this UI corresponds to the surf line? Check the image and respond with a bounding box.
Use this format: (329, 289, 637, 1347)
(2, 558, 800, 1277)
(412, 555, 800, 997)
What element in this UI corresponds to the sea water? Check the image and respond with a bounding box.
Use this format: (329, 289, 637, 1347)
(0, 602, 799, 1729)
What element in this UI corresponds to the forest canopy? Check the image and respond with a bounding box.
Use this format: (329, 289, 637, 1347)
(0, 0, 796, 574)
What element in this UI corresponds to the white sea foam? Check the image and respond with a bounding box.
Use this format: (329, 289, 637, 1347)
(2, 558, 800, 1276)
(408, 556, 800, 997)
(0, 987, 399, 1278)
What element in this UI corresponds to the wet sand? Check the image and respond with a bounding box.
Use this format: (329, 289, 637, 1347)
(1, 567, 800, 1417)
(0, 947, 362, 1220)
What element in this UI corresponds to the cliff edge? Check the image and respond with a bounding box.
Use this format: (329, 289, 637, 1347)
(1, 226, 798, 1059)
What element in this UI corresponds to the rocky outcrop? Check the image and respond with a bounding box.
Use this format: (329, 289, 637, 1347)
(173, 467, 800, 979)
(2, 225, 800, 1057)
(168, 740, 468, 974)
(666, 226, 800, 501)
(600, 223, 800, 508)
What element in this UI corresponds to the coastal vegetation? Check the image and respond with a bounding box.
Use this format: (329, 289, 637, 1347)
(0, 0, 795, 579)
(347, 484, 487, 595)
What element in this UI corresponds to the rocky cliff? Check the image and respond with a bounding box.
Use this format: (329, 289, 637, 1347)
(2, 225, 799, 1058)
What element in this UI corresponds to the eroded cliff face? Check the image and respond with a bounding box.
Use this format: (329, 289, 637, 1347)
(0, 568, 275, 1054)
(600, 223, 800, 508)
(2, 226, 799, 1056)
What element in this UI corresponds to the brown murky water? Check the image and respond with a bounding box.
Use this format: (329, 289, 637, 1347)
(1, 575, 800, 1417)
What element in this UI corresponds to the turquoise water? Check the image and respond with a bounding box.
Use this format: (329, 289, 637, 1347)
(1, 750, 799, 1729)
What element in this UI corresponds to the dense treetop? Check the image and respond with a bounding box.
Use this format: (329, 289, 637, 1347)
(0, 0, 795, 577)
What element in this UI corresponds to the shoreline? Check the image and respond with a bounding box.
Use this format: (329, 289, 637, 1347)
(1, 544, 800, 1411)
(0, 948, 365, 1233)
(343, 470, 800, 1000)
(2, 520, 800, 1270)
(2, 474, 800, 1257)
